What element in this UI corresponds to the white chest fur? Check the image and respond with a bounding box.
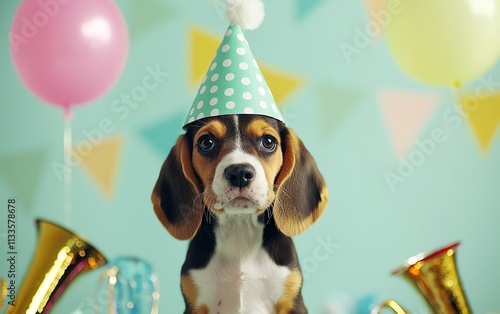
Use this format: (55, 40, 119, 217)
(189, 214, 291, 313)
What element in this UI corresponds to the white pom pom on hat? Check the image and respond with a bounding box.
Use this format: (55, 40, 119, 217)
(226, 0, 265, 30)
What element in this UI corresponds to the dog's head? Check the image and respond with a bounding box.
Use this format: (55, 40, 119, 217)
(151, 115, 328, 240)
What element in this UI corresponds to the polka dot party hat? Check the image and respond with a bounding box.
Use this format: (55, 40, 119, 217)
(183, 1, 285, 128)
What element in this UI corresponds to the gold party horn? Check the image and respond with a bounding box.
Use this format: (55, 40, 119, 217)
(1, 279, 6, 309)
(372, 242, 471, 314)
(6, 219, 107, 314)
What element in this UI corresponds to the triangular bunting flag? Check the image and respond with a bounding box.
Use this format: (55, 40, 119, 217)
(190, 26, 220, 87)
(0, 148, 46, 210)
(260, 65, 304, 108)
(77, 137, 124, 199)
(378, 90, 440, 157)
(130, 0, 174, 40)
(189, 26, 304, 107)
(139, 113, 184, 156)
(296, 0, 326, 20)
(460, 93, 500, 153)
(316, 83, 364, 136)
(364, 0, 388, 37)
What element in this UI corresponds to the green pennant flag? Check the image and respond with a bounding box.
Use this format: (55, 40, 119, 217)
(140, 113, 184, 156)
(296, 0, 326, 20)
(0, 148, 46, 211)
(316, 83, 364, 136)
(130, 0, 174, 40)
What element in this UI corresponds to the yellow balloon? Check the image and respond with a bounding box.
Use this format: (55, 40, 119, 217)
(386, 0, 500, 86)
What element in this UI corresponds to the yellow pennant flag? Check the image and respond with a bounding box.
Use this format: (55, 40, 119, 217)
(461, 93, 500, 153)
(260, 65, 304, 108)
(76, 137, 124, 199)
(190, 26, 220, 87)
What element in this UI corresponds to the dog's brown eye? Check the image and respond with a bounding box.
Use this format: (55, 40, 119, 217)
(198, 135, 215, 152)
(260, 135, 277, 152)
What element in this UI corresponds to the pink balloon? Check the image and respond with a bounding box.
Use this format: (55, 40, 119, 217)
(9, 0, 129, 113)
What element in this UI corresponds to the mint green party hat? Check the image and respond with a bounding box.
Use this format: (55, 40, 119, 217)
(183, 17, 285, 127)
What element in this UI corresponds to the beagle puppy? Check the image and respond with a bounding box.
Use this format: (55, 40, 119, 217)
(151, 114, 328, 313)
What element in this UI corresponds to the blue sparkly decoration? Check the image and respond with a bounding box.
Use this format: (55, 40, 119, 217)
(97, 256, 160, 314)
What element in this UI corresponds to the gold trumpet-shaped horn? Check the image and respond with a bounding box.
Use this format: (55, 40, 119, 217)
(1, 279, 6, 309)
(6, 219, 107, 314)
(372, 242, 471, 314)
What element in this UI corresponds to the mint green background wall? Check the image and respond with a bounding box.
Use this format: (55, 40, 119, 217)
(1, 1, 500, 313)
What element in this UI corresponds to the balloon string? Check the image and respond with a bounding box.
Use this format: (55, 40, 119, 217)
(450, 81, 463, 105)
(443, 83, 463, 237)
(64, 111, 74, 226)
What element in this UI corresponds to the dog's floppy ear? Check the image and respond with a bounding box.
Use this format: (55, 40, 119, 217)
(151, 135, 204, 240)
(274, 128, 328, 237)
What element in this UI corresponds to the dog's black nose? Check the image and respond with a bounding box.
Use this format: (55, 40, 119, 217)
(224, 163, 255, 188)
